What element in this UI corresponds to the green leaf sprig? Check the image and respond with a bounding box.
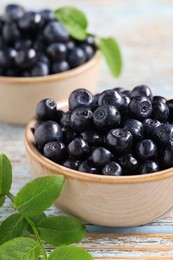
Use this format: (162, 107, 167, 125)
(0, 153, 93, 260)
(55, 6, 122, 77)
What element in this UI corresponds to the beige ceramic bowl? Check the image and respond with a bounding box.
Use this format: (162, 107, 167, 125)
(24, 101, 173, 227)
(0, 51, 101, 125)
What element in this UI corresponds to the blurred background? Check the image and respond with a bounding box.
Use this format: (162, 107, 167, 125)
(0, 0, 173, 95)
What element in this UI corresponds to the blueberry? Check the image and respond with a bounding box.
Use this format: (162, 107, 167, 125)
(69, 88, 93, 111)
(153, 95, 167, 103)
(66, 40, 75, 51)
(131, 84, 153, 101)
(39, 9, 55, 24)
(123, 119, 144, 142)
(153, 123, 173, 147)
(15, 48, 36, 68)
(62, 127, 77, 145)
(2, 23, 21, 43)
(63, 159, 80, 170)
(151, 100, 169, 122)
(79, 43, 94, 60)
(34, 121, 62, 150)
(129, 96, 152, 120)
(135, 139, 157, 161)
(119, 153, 139, 175)
(60, 111, 72, 128)
(139, 160, 160, 174)
(5, 4, 25, 22)
(31, 62, 49, 77)
(52, 61, 69, 74)
(106, 128, 133, 154)
(143, 118, 162, 138)
(67, 47, 87, 68)
(67, 137, 89, 158)
(92, 147, 112, 166)
(0, 48, 17, 68)
(36, 98, 57, 121)
(122, 89, 131, 98)
(98, 89, 125, 112)
(84, 35, 96, 48)
(43, 141, 66, 163)
(47, 43, 67, 61)
(161, 146, 173, 168)
(78, 160, 99, 174)
(71, 107, 93, 132)
(81, 130, 102, 146)
(166, 99, 173, 122)
(15, 39, 32, 50)
(43, 21, 69, 42)
(102, 161, 122, 176)
(18, 11, 42, 31)
(93, 105, 121, 131)
(37, 53, 50, 66)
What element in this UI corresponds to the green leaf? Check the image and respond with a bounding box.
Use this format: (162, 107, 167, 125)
(38, 216, 86, 246)
(55, 6, 88, 40)
(49, 245, 93, 260)
(0, 153, 12, 194)
(98, 37, 122, 77)
(0, 237, 40, 260)
(0, 213, 28, 245)
(14, 175, 64, 217)
(0, 195, 5, 206)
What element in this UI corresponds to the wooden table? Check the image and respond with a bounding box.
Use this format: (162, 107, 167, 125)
(1, 0, 173, 258)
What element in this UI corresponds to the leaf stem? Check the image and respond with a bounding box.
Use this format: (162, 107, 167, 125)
(6, 192, 15, 203)
(25, 216, 48, 260)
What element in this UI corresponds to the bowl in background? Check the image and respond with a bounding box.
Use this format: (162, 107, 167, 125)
(0, 51, 101, 125)
(24, 100, 173, 227)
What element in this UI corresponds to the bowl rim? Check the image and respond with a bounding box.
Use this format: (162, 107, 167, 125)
(25, 103, 173, 184)
(0, 51, 101, 84)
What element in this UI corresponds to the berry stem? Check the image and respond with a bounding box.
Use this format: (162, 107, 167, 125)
(25, 216, 48, 260)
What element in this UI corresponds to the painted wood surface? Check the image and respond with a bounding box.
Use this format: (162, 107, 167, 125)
(1, 0, 173, 258)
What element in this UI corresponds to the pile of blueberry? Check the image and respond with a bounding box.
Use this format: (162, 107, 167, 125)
(33, 85, 173, 176)
(0, 4, 96, 77)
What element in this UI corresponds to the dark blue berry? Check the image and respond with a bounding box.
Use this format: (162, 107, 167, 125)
(67, 47, 86, 68)
(153, 123, 173, 147)
(43, 21, 69, 43)
(143, 118, 162, 138)
(152, 100, 169, 122)
(60, 111, 72, 128)
(51, 61, 69, 74)
(78, 160, 99, 174)
(124, 119, 144, 142)
(67, 137, 89, 158)
(62, 127, 77, 145)
(18, 11, 42, 31)
(92, 147, 112, 166)
(34, 121, 62, 149)
(131, 85, 153, 101)
(139, 160, 160, 174)
(69, 88, 93, 111)
(81, 130, 102, 146)
(15, 49, 36, 68)
(36, 98, 57, 121)
(2, 23, 21, 43)
(15, 39, 32, 50)
(129, 96, 152, 120)
(102, 161, 122, 176)
(93, 105, 121, 131)
(79, 43, 94, 60)
(43, 141, 66, 163)
(98, 89, 125, 112)
(0, 48, 17, 68)
(106, 128, 133, 154)
(119, 153, 139, 175)
(161, 146, 173, 168)
(135, 139, 157, 161)
(47, 43, 67, 61)
(31, 62, 49, 77)
(63, 159, 80, 170)
(71, 107, 93, 132)
(5, 4, 25, 22)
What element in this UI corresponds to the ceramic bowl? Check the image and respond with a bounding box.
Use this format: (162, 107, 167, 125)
(0, 51, 101, 125)
(24, 100, 173, 227)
